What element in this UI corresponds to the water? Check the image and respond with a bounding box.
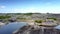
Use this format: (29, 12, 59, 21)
(0, 22, 27, 34)
(54, 25, 60, 29)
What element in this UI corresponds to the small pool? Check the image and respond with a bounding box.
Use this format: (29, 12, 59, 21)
(54, 25, 60, 29)
(0, 22, 27, 34)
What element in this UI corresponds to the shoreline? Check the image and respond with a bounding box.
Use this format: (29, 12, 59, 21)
(13, 24, 60, 34)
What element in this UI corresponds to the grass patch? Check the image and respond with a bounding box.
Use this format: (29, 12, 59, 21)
(35, 20, 43, 23)
(47, 17, 57, 20)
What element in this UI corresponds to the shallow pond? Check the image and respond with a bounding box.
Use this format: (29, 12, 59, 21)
(54, 25, 60, 29)
(0, 22, 27, 34)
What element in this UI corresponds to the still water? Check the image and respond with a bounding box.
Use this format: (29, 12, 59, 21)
(55, 25, 60, 29)
(0, 22, 27, 34)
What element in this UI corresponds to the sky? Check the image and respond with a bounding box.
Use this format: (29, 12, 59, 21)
(0, 0, 60, 13)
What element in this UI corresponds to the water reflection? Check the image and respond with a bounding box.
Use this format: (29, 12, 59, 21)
(54, 25, 60, 29)
(0, 22, 27, 34)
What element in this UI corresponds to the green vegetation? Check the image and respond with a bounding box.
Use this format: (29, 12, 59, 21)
(16, 13, 21, 15)
(0, 16, 11, 19)
(17, 17, 26, 20)
(35, 20, 43, 23)
(23, 13, 33, 16)
(47, 17, 57, 20)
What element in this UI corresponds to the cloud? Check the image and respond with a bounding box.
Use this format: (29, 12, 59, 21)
(2, 7, 60, 13)
(9, 8, 41, 13)
(0, 5, 6, 9)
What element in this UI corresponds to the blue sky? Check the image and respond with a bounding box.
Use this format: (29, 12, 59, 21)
(0, 0, 60, 13)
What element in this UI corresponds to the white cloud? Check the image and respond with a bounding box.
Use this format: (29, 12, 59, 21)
(5, 7, 60, 14)
(0, 5, 6, 9)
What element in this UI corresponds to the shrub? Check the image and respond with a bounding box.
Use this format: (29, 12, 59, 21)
(35, 20, 43, 23)
(23, 13, 33, 16)
(0, 16, 11, 19)
(17, 17, 26, 20)
(47, 18, 57, 20)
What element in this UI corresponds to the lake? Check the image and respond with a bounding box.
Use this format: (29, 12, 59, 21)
(0, 22, 27, 34)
